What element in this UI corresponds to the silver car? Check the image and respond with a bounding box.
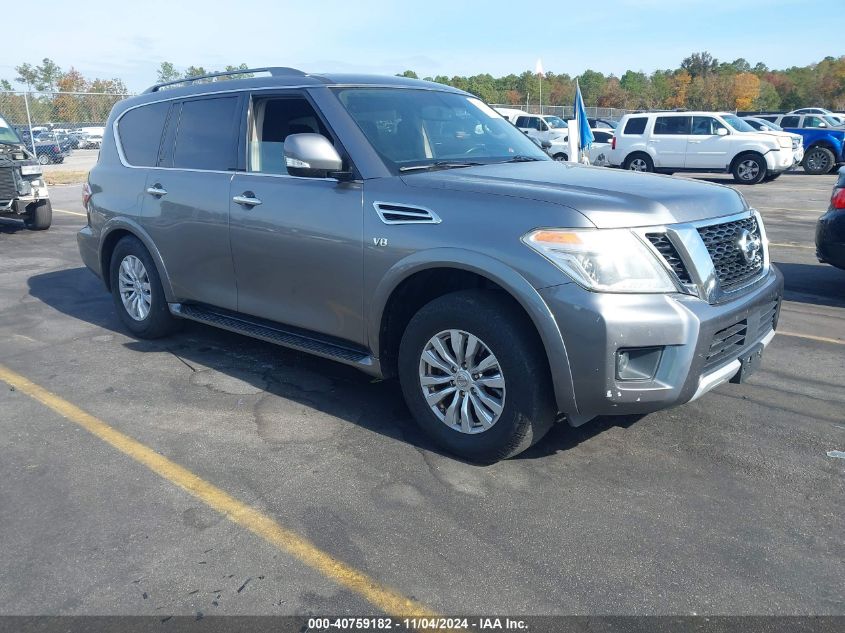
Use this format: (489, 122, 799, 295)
(78, 67, 784, 462)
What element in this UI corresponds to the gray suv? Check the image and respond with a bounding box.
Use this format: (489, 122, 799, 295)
(78, 68, 784, 462)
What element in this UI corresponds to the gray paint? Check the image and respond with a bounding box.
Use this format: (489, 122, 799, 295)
(78, 73, 784, 425)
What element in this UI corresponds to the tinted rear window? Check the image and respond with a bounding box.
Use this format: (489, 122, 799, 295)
(623, 117, 647, 135)
(654, 116, 691, 135)
(780, 116, 800, 128)
(173, 97, 240, 171)
(118, 102, 170, 167)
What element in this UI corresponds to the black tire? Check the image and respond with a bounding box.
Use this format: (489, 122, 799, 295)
(23, 199, 52, 230)
(623, 152, 654, 172)
(763, 172, 782, 182)
(802, 146, 835, 175)
(731, 153, 766, 184)
(398, 290, 556, 463)
(552, 153, 568, 162)
(109, 236, 179, 339)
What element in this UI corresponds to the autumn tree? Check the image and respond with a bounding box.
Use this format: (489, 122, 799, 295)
(732, 72, 761, 110)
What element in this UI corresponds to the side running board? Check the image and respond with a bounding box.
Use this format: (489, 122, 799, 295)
(169, 303, 375, 369)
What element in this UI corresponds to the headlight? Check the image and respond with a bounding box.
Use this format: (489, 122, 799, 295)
(523, 229, 677, 293)
(20, 164, 42, 176)
(777, 137, 791, 149)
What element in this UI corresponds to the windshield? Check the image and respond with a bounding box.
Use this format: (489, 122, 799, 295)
(753, 118, 782, 131)
(543, 116, 567, 129)
(0, 116, 23, 144)
(823, 115, 842, 127)
(334, 88, 549, 171)
(722, 114, 755, 133)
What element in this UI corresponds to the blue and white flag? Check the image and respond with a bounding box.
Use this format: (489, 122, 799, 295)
(574, 79, 594, 151)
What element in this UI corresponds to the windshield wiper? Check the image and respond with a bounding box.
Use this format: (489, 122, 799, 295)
(399, 161, 484, 172)
(497, 155, 544, 163)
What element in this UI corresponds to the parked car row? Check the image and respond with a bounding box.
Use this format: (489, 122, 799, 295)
(11, 126, 104, 164)
(496, 105, 845, 183)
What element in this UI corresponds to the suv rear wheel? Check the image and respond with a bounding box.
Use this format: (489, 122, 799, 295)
(398, 290, 555, 463)
(624, 153, 653, 172)
(732, 153, 766, 184)
(110, 236, 179, 339)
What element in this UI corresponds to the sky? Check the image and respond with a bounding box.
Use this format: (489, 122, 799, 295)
(0, 0, 837, 93)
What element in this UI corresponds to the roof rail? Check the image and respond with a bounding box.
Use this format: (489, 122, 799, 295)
(144, 67, 307, 93)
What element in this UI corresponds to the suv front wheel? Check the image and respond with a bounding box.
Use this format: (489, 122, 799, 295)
(398, 290, 555, 463)
(732, 153, 766, 184)
(110, 236, 179, 339)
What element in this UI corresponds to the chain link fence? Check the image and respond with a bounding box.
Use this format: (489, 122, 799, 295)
(0, 90, 130, 178)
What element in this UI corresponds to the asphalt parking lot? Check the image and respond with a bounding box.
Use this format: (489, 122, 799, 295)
(0, 172, 843, 618)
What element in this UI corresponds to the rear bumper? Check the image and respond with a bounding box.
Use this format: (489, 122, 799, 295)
(539, 266, 784, 423)
(77, 225, 103, 280)
(815, 209, 845, 269)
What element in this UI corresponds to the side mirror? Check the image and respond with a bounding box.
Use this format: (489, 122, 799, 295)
(284, 133, 345, 179)
(716, 127, 728, 136)
(818, 122, 827, 128)
(541, 140, 552, 149)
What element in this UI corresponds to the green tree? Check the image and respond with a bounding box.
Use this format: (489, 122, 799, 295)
(620, 70, 651, 108)
(156, 62, 181, 83)
(15, 58, 62, 90)
(577, 69, 605, 105)
(396, 70, 418, 79)
(681, 51, 718, 78)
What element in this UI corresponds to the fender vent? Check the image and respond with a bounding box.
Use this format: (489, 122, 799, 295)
(373, 201, 441, 225)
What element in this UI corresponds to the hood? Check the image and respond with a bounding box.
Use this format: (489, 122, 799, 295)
(401, 161, 746, 229)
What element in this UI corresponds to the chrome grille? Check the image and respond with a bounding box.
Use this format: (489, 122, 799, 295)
(705, 319, 747, 371)
(646, 233, 692, 284)
(0, 167, 17, 201)
(698, 216, 763, 292)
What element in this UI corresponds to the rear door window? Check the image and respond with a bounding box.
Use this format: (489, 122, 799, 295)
(172, 96, 241, 171)
(780, 115, 800, 128)
(691, 116, 724, 135)
(515, 116, 529, 128)
(118, 102, 170, 166)
(654, 116, 691, 135)
(623, 117, 647, 135)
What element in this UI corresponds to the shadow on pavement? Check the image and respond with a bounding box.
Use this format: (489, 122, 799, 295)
(27, 267, 645, 465)
(775, 261, 845, 308)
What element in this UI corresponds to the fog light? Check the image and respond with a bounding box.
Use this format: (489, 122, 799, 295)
(616, 347, 663, 381)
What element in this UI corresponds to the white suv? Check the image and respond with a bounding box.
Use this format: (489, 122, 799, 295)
(608, 112, 796, 184)
(514, 114, 571, 161)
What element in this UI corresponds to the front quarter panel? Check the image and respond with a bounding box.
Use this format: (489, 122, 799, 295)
(363, 177, 592, 414)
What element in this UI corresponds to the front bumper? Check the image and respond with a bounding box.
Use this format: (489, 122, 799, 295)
(766, 148, 795, 173)
(539, 266, 784, 423)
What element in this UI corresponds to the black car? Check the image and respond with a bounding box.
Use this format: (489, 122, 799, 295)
(18, 131, 65, 164)
(815, 166, 845, 270)
(587, 117, 618, 130)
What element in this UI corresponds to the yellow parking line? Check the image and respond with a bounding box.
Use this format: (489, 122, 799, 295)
(769, 242, 815, 249)
(779, 331, 844, 345)
(0, 364, 435, 618)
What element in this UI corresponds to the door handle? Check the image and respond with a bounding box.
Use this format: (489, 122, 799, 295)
(232, 192, 262, 207)
(688, 140, 702, 144)
(146, 184, 167, 197)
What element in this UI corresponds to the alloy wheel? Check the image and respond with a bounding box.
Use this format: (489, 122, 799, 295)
(737, 159, 760, 181)
(118, 255, 152, 321)
(629, 158, 647, 171)
(418, 329, 506, 434)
